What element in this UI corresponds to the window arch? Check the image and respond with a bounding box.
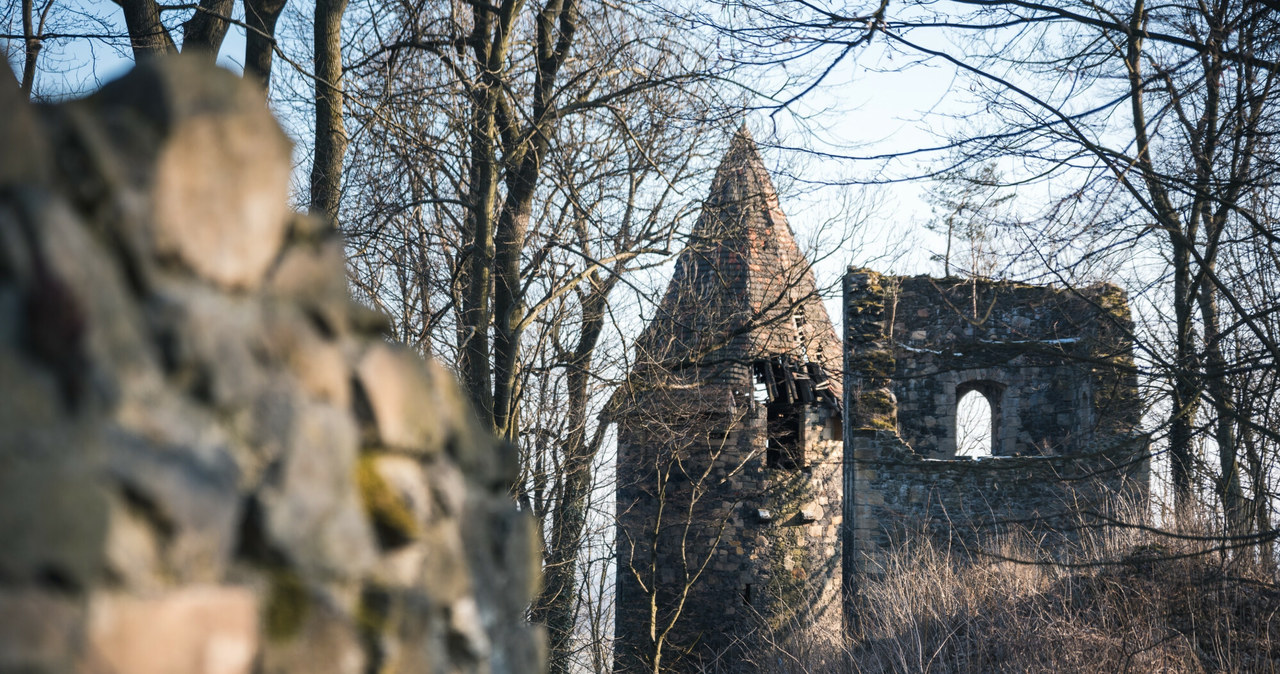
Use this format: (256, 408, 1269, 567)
(955, 381, 1004, 457)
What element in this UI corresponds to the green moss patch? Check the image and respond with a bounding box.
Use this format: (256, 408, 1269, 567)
(356, 454, 421, 548)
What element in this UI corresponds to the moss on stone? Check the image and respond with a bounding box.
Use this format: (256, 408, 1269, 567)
(356, 584, 393, 639)
(852, 349, 895, 379)
(764, 532, 813, 632)
(356, 454, 420, 547)
(851, 389, 897, 431)
(264, 567, 310, 641)
(1094, 284, 1131, 316)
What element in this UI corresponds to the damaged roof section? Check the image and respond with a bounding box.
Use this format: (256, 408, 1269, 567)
(752, 355, 841, 412)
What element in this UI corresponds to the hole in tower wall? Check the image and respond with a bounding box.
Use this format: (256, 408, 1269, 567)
(754, 357, 805, 469)
(766, 403, 805, 469)
(956, 389, 994, 457)
(752, 356, 840, 470)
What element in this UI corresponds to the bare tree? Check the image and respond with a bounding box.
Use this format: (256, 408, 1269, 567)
(16, 0, 54, 96)
(338, 3, 734, 670)
(244, 0, 288, 87)
(109, 0, 235, 59)
(309, 0, 347, 221)
(923, 161, 1013, 280)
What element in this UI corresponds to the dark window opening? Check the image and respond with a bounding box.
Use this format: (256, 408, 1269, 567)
(766, 402, 805, 469)
(752, 356, 839, 470)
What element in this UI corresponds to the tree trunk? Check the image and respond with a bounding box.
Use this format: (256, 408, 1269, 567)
(457, 2, 507, 427)
(244, 0, 288, 88)
(531, 285, 610, 674)
(181, 0, 233, 59)
(309, 0, 349, 223)
(1169, 236, 1200, 518)
(491, 201, 528, 442)
(20, 0, 40, 98)
(1125, 0, 1199, 516)
(1200, 265, 1248, 537)
(112, 0, 177, 59)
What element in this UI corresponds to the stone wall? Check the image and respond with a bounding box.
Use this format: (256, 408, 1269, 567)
(885, 275, 1140, 458)
(0, 58, 542, 674)
(842, 268, 1147, 626)
(613, 373, 843, 673)
(844, 431, 1148, 588)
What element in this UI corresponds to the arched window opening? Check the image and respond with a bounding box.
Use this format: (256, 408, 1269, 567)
(956, 388, 996, 458)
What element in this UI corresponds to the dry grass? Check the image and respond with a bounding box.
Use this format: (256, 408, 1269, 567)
(746, 511, 1280, 673)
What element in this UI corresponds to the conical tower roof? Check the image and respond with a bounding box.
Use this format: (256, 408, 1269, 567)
(633, 125, 842, 395)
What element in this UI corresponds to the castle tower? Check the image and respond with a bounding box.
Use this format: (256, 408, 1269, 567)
(613, 127, 844, 673)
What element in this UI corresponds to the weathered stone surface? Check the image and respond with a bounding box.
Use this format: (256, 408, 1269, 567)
(0, 67, 49, 185)
(83, 56, 294, 290)
(147, 283, 268, 408)
(362, 453, 431, 541)
(105, 427, 242, 582)
(0, 57, 543, 674)
(266, 227, 349, 307)
(840, 270, 1147, 641)
(356, 344, 448, 453)
(0, 589, 83, 673)
(85, 587, 258, 674)
(0, 448, 111, 588)
(292, 335, 351, 408)
(260, 400, 375, 577)
(259, 601, 365, 674)
(103, 492, 166, 591)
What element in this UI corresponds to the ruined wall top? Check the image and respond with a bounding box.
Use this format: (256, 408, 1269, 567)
(844, 269, 1140, 457)
(0, 58, 542, 674)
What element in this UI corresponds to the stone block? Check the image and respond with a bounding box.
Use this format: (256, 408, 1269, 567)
(104, 424, 242, 583)
(0, 589, 83, 673)
(355, 344, 448, 453)
(260, 307, 351, 408)
(358, 453, 430, 548)
(146, 284, 267, 408)
(258, 600, 364, 674)
(259, 400, 375, 578)
(0, 447, 110, 588)
(85, 587, 258, 674)
(266, 229, 349, 309)
(86, 57, 294, 290)
(103, 492, 165, 591)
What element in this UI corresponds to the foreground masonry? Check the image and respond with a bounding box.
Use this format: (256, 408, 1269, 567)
(0, 59, 541, 673)
(613, 127, 1147, 672)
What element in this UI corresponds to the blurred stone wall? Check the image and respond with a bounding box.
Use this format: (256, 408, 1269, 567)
(0, 58, 542, 674)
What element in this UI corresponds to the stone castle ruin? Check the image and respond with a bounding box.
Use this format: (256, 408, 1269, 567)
(0, 53, 1146, 674)
(613, 127, 1147, 672)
